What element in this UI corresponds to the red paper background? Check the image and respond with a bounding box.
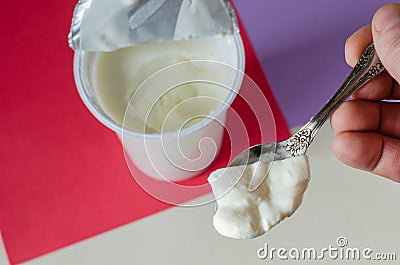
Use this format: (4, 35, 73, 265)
(0, 1, 290, 264)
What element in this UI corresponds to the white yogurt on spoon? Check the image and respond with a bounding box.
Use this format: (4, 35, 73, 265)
(208, 155, 311, 239)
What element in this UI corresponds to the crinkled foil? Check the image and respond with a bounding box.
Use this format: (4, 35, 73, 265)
(68, 0, 239, 52)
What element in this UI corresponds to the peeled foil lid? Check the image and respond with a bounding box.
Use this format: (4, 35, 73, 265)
(68, 0, 239, 52)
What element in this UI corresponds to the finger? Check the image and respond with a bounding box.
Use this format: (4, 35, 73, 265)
(390, 81, 400, 99)
(331, 100, 400, 139)
(345, 24, 400, 100)
(332, 131, 400, 182)
(372, 3, 400, 83)
(345, 25, 372, 67)
(350, 71, 394, 100)
(331, 100, 379, 133)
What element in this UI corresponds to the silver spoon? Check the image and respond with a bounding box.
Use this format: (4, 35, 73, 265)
(229, 44, 385, 170)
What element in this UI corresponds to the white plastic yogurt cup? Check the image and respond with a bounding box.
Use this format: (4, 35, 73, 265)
(73, 33, 245, 181)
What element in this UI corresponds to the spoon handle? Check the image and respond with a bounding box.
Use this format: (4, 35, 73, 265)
(286, 44, 385, 157)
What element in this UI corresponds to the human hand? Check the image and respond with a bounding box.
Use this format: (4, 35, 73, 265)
(331, 4, 400, 182)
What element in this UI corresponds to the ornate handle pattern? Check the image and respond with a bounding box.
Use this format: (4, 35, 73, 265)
(286, 44, 385, 157)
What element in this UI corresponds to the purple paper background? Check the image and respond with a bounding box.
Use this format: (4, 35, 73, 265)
(233, 0, 394, 127)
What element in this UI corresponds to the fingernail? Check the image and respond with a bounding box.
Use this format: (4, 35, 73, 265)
(373, 4, 400, 32)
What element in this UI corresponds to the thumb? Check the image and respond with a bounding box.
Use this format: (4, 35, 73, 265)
(372, 4, 400, 83)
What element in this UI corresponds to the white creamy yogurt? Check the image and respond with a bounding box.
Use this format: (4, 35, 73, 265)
(94, 35, 238, 133)
(208, 156, 311, 239)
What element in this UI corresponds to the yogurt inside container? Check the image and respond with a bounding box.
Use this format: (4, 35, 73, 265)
(73, 33, 245, 181)
(94, 34, 240, 132)
(71, 0, 245, 181)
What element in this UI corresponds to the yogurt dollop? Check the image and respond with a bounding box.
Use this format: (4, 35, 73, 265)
(208, 156, 311, 239)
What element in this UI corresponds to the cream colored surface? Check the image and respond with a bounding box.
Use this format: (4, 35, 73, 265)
(23, 124, 399, 265)
(209, 157, 310, 239)
(0, 232, 10, 265)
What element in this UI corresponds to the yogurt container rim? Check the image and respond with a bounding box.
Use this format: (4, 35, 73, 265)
(73, 32, 246, 140)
